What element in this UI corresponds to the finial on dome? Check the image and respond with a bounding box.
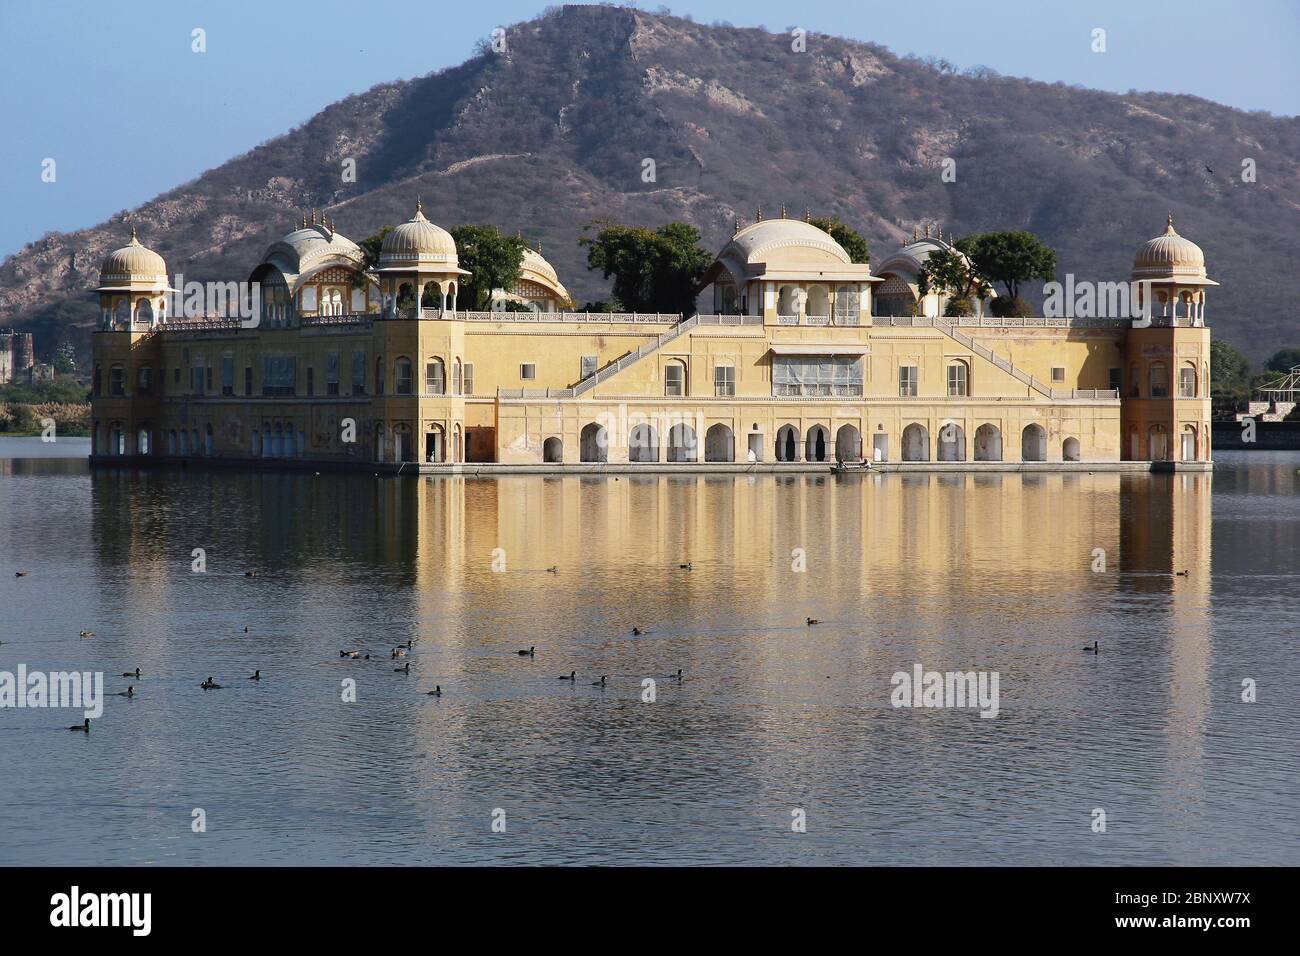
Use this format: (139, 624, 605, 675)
(129, 224, 139, 244)
(1166, 212, 1176, 234)
(415, 196, 423, 216)
(537, 240, 542, 254)
(780, 204, 787, 219)
(913, 224, 919, 241)
(804, 208, 811, 222)
(756, 206, 763, 222)
(924, 223, 931, 239)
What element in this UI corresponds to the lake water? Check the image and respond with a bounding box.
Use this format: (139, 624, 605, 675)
(0, 437, 1296, 865)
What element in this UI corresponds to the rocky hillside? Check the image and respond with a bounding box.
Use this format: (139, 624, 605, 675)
(3, 4, 1297, 360)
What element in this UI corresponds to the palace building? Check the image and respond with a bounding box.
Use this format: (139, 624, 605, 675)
(89, 205, 1213, 469)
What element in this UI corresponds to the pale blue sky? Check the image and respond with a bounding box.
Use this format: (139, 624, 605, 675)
(0, 0, 1295, 259)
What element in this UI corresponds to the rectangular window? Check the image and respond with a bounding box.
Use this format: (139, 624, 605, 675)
(581, 355, 597, 379)
(351, 350, 366, 395)
(174, 367, 180, 386)
(664, 363, 684, 396)
(1108, 368, 1122, 394)
(773, 356, 863, 397)
(947, 363, 968, 397)
(136, 366, 152, 396)
(190, 366, 204, 394)
(452, 362, 461, 394)
(306, 367, 315, 397)
(714, 364, 735, 397)
(221, 356, 234, 396)
(109, 366, 125, 396)
(899, 365, 918, 397)
(205, 366, 213, 391)
(1179, 366, 1197, 398)
(326, 352, 340, 396)
(520, 363, 536, 380)
(463, 363, 474, 395)
(261, 355, 297, 397)
(244, 366, 253, 396)
(1051, 367, 1066, 384)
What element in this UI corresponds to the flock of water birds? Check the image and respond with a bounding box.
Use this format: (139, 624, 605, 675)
(11, 563, 689, 734)
(14, 556, 1143, 734)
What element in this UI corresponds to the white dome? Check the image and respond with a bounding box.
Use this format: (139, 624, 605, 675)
(98, 227, 168, 286)
(1133, 215, 1207, 281)
(380, 199, 458, 269)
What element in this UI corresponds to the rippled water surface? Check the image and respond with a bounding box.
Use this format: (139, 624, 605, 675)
(0, 438, 1296, 865)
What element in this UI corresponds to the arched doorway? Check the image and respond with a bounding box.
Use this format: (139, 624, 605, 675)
(1021, 424, 1047, 461)
(902, 423, 929, 462)
(629, 423, 659, 463)
(705, 423, 734, 462)
(136, 427, 150, 455)
(974, 424, 1002, 461)
(938, 422, 966, 461)
(424, 425, 445, 463)
(1063, 437, 1080, 461)
(805, 425, 829, 462)
(667, 423, 697, 463)
(835, 424, 861, 462)
(205, 423, 214, 456)
(776, 424, 800, 462)
(1149, 424, 1168, 461)
(580, 423, 607, 463)
(543, 437, 563, 463)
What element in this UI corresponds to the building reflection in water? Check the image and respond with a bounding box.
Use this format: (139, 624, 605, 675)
(87, 467, 1213, 791)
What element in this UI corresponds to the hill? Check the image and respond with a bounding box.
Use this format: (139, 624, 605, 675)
(2, 4, 1297, 364)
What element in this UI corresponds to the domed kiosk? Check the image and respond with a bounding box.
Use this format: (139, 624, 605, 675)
(700, 213, 878, 323)
(377, 199, 469, 315)
(1132, 214, 1216, 326)
(95, 227, 172, 330)
(490, 244, 573, 313)
(249, 215, 376, 327)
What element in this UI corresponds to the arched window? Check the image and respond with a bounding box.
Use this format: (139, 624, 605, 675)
(109, 364, 126, 396)
(1063, 437, 1080, 461)
(1149, 424, 1169, 461)
(834, 424, 861, 463)
(946, 361, 969, 397)
(705, 423, 735, 463)
(775, 424, 800, 462)
(1129, 363, 1140, 398)
(1179, 362, 1197, 398)
(805, 285, 829, 321)
(974, 424, 1002, 461)
(1021, 423, 1047, 461)
(1149, 362, 1169, 398)
(834, 285, 858, 325)
(425, 359, 445, 395)
(664, 360, 686, 397)
(902, 423, 929, 462)
(137, 428, 150, 455)
(375, 357, 385, 395)
(629, 424, 658, 463)
(667, 423, 697, 463)
(394, 358, 413, 395)
(938, 422, 966, 461)
(543, 437, 563, 463)
(580, 423, 607, 463)
(453, 359, 462, 396)
(805, 424, 829, 462)
(135, 299, 153, 326)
